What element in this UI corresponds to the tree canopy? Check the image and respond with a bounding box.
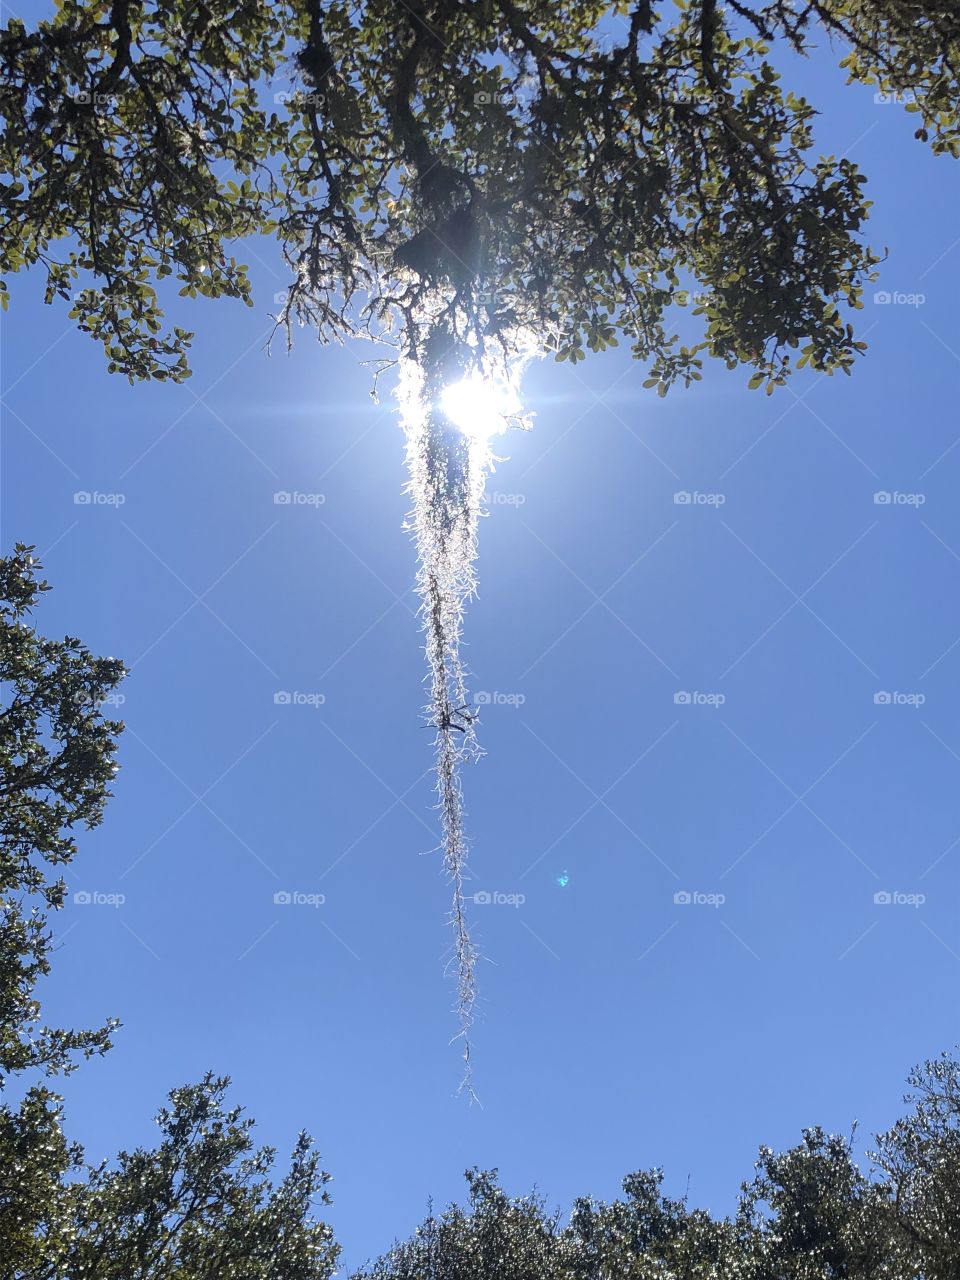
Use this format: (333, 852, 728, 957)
(2, 542, 960, 1279)
(0, 543, 124, 1084)
(0, 547, 338, 1280)
(2, 1, 958, 391)
(356, 1055, 960, 1280)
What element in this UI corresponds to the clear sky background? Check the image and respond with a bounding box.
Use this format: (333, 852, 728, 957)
(3, 26, 960, 1273)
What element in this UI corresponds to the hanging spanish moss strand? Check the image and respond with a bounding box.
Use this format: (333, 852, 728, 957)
(398, 353, 490, 1095)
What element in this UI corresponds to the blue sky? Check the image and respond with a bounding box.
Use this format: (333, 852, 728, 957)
(3, 33, 960, 1273)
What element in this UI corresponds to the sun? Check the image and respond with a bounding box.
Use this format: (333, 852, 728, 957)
(440, 371, 519, 440)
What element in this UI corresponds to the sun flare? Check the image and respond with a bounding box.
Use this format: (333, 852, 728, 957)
(440, 372, 520, 440)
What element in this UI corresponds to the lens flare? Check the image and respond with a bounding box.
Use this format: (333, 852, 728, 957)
(440, 372, 519, 440)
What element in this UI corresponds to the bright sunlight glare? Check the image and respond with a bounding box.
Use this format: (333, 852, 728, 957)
(440, 372, 519, 440)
